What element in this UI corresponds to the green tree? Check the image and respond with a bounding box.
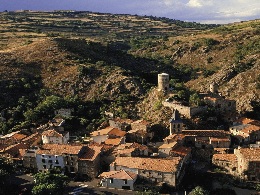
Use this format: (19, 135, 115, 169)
(189, 93, 201, 107)
(189, 186, 209, 195)
(32, 172, 69, 195)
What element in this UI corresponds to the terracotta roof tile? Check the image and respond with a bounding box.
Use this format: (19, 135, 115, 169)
(171, 145, 191, 157)
(213, 154, 237, 162)
(237, 148, 260, 161)
(12, 133, 27, 141)
(36, 144, 83, 155)
(100, 170, 137, 180)
(42, 129, 63, 137)
(104, 138, 123, 146)
(78, 146, 101, 161)
(113, 157, 181, 173)
(159, 142, 177, 149)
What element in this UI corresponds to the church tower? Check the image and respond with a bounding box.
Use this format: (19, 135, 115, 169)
(169, 109, 184, 135)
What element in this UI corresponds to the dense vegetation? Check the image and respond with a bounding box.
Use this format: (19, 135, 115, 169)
(0, 11, 259, 135)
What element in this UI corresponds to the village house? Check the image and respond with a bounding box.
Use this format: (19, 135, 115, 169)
(230, 123, 260, 145)
(126, 119, 154, 144)
(234, 147, 260, 181)
(91, 126, 126, 144)
(110, 157, 184, 187)
(78, 145, 102, 178)
(109, 118, 133, 131)
(181, 130, 231, 149)
(21, 132, 42, 146)
(212, 153, 238, 176)
(0, 143, 29, 164)
(158, 142, 177, 157)
(163, 134, 186, 145)
(23, 147, 38, 172)
(115, 143, 149, 157)
(99, 170, 137, 190)
(0, 131, 27, 145)
(42, 129, 69, 144)
(54, 108, 74, 118)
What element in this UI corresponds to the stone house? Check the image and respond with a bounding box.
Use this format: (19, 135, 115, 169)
(0, 143, 29, 164)
(78, 146, 102, 178)
(212, 154, 238, 176)
(99, 170, 137, 190)
(110, 157, 184, 187)
(163, 134, 186, 145)
(0, 131, 27, 145)
(54, 108, 74, 118)
(158, 142, 177, 157)
(182, 130, 231, 149)
(230, 124, 260, 145)
(115, 143, 149, 157)
(234, 147, 260, 181)
(109, 118, 133, 131)
(42, 129, 69, 144)
(91, 127, 126, 144)
(126, 120, 153, 144)
(21, 132, 42, 146)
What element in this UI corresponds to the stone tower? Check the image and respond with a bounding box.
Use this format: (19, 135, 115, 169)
(158, 73, 169, 93)
(169, 109, 184, 135)
(209, 82, 218, 94)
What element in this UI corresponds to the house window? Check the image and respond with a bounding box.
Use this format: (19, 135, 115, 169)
(42, 159, 46, 163)
(124, 179, 127, 184)
(48, 160, 52, 163)
(43, 165, 46, 169)
(55, 160, 59, 164)
(158, 172, 162, 175)
(42, 155, 45, 158)
(110, 179, 113, 183)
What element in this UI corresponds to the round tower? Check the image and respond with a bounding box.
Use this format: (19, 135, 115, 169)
(209, 82, 218, 94)
(158, 73, 169, 93)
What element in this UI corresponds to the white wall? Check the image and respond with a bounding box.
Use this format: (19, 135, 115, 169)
(93, 135, 108, 144)
(101, 178, 136, 190)
(36, 154, 64, 172)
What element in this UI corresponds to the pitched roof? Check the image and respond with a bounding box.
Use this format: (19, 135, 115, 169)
(36, 144, 83, 155)
(213, 154, 237, 162)
(171, 145, 191, 157)
(104, 138, 123, 146)
(12, 133, 28, 141)
(42, 129, 63, 137)
(113, 157, 181, 173)
(78, 146, 102, 161)
(131, 119, 150, 126)
(99, 170, 137, 180)
(0, 143, 29, 157)
(159, 142, 177, 149)
(108, 128, 126, 137)
(91, 126, 126, 137)
(237, 148, 260, 161)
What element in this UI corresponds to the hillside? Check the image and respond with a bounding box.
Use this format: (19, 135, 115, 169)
(0, 11, 259, 134)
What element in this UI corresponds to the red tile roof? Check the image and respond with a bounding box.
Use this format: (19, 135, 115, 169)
(42, 129, 63, 137)
(171, 145, 191, 157)
(78, 146, 101, 161)
(36, 144, 83, 155)
(91, 126, 126, 137)
(100, 170, 137, 180)
(104, 138, 123, 146)
(113, 157, 181, 173)
(213, 154, 237, 162)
